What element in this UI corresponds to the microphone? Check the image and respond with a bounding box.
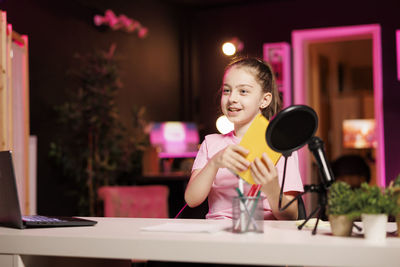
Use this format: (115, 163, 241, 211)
(307, 136, 335, 188)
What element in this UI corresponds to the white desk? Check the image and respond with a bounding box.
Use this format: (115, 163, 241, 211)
(0, 217, 399, 267)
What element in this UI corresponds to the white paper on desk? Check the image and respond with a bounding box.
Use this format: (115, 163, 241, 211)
(295, 218, 331, 230)
(140, 223, 227, 233)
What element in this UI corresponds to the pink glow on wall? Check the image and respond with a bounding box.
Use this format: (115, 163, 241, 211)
(397, 30, 400, 81)
(150, 122, 199, 158)
(292, 24, 385, 187)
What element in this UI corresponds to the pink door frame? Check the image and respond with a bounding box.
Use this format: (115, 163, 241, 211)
(292, 24, 385, 188)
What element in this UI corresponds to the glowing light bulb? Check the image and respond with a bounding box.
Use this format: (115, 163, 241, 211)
(222, 42, 236, 56)
(216, 115, 234, 134)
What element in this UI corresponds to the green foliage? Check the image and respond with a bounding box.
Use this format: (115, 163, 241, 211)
(387, 173, 400, 216)
(49, 45, 149, 216)
(393, 174, 400, 187)
(354, 183, 399, 216)
(327, 181, 359, 218)
(327, 181, 400, 218)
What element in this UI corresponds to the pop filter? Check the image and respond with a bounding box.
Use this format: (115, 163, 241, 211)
(265, 105, 318, 212)
(266, 105, 318, 156)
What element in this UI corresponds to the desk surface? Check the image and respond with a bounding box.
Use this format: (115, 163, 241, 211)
(0, 218, 399, 267)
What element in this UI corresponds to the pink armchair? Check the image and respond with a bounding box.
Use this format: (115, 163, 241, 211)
(98, 185, 169, 218)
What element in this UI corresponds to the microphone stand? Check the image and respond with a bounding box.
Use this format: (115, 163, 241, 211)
(278, 136, 332, 235)
(279, 136, 363, 235)
(280, 182, 362, 235)
(279, 183, 327, 235)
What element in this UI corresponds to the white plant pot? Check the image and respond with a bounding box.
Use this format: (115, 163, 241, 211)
(361, 213, 388, 243)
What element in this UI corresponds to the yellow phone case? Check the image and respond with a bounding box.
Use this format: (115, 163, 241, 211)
(237, 114, 282, 184)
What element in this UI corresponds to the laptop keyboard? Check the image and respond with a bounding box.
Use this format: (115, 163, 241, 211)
(22, 215, 66, 223)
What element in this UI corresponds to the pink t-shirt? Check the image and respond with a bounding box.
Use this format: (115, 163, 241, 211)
(191, 131, 304, 220)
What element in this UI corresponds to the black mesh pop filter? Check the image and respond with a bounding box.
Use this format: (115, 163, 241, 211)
(266, 105, 318, 156)
(265, 105, 318, 216)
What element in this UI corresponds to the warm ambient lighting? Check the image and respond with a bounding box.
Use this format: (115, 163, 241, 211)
(222, 37, 244, 56)
(343, 119, 376, 149)
(222, 42, 236, 56)
(216, 115, 234, 134)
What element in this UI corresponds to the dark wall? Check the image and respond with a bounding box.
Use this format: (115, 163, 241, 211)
(189, 0, 400, 185)
(1, 0, 184, 215)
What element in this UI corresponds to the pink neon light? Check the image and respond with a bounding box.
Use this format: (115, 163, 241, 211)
(7, 23, 12, 36)
(292, 24, 385, 187)
(158, 151, 198, 159)
(397, 30, 400, 81)
(263, 42, 291, 108)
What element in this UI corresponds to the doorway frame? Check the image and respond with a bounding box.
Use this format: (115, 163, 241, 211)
(292, 24, 385, 189)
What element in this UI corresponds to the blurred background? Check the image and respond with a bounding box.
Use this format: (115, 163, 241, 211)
(0, 0, 399, 218)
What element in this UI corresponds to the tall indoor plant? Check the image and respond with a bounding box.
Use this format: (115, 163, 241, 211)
(49, 45, 148, 216)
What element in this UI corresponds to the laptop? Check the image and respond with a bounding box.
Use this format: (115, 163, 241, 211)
(0, 150, 97, 229)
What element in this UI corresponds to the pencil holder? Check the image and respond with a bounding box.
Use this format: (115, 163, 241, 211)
(232, 196, 264, 233)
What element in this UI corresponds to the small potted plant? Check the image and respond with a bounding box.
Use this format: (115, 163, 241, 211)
(327, 181, 358, 236)
(387, 174, 400, 237)
(355, 182, 398, 242)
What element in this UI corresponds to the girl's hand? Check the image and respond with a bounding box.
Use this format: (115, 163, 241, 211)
(250, 153, 298, 220)
(250, 152, 279, 186)
(212, 144, 250, 173)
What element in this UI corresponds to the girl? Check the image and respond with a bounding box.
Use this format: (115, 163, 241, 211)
(184, 57, 303, 220)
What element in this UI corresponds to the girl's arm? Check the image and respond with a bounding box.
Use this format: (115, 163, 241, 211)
(184, 144, 250, 208)
(251, 153, 299, 220)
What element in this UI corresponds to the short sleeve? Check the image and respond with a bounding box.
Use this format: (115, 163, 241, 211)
(192, 140, 208, 171)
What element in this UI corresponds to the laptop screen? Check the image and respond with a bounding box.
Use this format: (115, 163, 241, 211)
(0, 150, 97, 229)
(0, 151, 24, 228)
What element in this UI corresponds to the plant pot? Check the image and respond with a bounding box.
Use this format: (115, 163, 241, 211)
(394, 189, 400, 237)
(361, 213, 388, 243)
(329, 214, 353, 236)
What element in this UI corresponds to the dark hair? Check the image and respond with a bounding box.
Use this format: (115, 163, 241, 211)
(224, 56, 281, 119)
(331, 154, 371, 183)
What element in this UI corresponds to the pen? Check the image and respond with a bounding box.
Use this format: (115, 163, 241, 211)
(247, 184, 261, 197)
(235, 187, 244, 198)
(234, 187, 259, 232)
(245, 190, 261, 231)
(236, 180, 246, 233)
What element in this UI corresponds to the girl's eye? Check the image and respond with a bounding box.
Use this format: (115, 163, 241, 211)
(240, 89, 248, 94)
(222, 88, 231, 94)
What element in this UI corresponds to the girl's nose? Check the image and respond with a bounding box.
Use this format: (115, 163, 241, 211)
(229, 91, 239, 102)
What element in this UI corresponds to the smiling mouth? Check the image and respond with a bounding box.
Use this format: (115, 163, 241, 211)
(228, 107, 241, 112)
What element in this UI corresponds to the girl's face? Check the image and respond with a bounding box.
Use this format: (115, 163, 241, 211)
(221, 66, 271, 131)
